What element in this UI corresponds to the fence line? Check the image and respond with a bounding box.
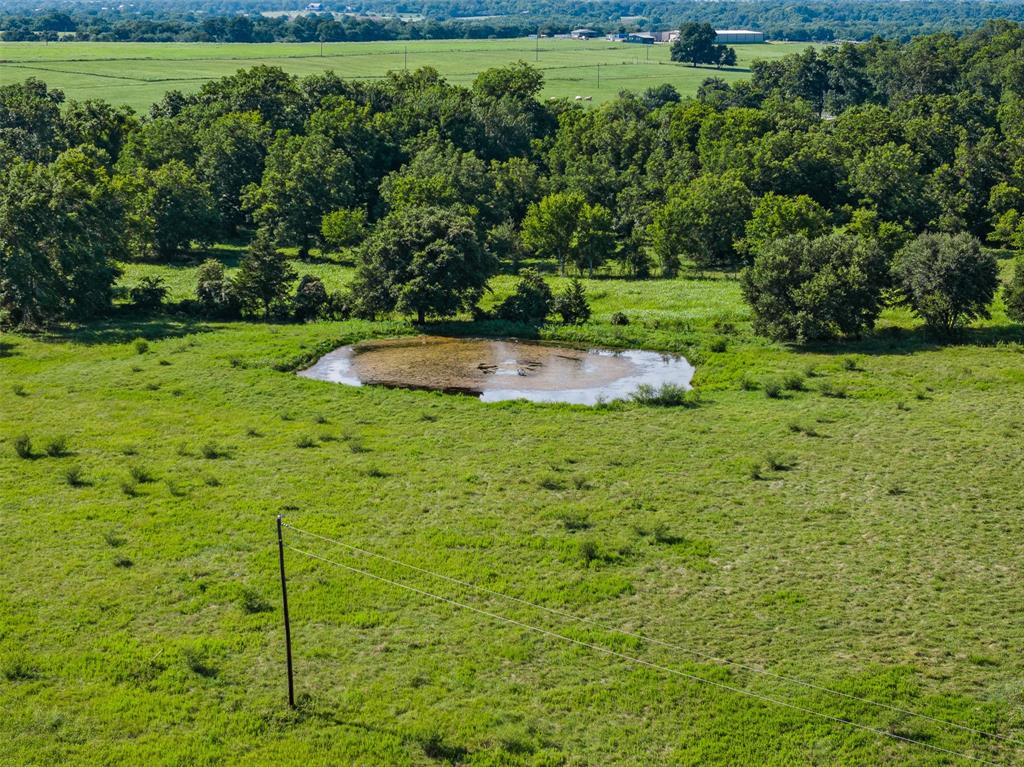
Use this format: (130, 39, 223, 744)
(282, 540, 1007, 766)
(282, 521, 1020, 748)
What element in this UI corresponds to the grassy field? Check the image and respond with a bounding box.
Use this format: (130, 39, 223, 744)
(0, 38, 815, 111)
(3, 255, 1024, 766)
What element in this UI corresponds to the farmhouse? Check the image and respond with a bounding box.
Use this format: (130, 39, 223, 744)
(715, 29, 765, 43)
(625, 32, 655, 44)
(570, 28, 599, 39)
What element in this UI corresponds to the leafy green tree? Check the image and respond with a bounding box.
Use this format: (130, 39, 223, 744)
(894, 232, 999, 334)
(737, 193, 831, 260)
(641, 84, 681, 111)
(496, 269, 553, 323)
(1004, 259, 1024, 323)
(293, 274, 329, 321)
(117, 161, 218, 260)
(115, 117, 198, 171)
(715, 46, 738, 69)
(242, 132, 355, 258)
(741, 233, 889, 341)
(569, 202, 615, 277)
(129, 276, 168, 310)
(321, 208, 368, 250)
(234, 232, 297, 319)
(196, 111, 271, 232)
(521, 191, 586, 275)
(379, 141, 491, 219)
(0, 146, 124, 328)
(0, 78, 65, 162)
(61, 99, 138, 164)
(671, 23, 719, 67)
(194, 65, 302, 131)
(649, 172, 753, 272)
(472, 62, 544, 102)
(554, 278, 591, 324)
(849, 142, 931, 225)
(350, 206, 494, 323)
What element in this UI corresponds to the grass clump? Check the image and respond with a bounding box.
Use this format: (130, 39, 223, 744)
(782, 373, 805, 392)
(12, 384, 27, 397)
(295, 435, 317, 449)
(200, 442, 229, 459)
(630, 383, 699, 407)
(13, 434, 33, 459)
(132, 338, 149, 355)
(64, 465, 87, 487)
(120, 479, 140, 497)
(128, 464, 155, 483)
(763, 380, 783, 399)
(819, 381, 848, 399)
(44, 436, 68, 457)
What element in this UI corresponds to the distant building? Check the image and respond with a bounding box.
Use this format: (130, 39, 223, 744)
(715, 29, 765, 44)
(570, 28, 600, 39)
(305, 2, 324, 10)
(625, 32, 655, 44)
(654, 30, 679, 43)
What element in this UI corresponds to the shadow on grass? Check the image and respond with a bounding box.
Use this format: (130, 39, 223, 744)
(44, 314, 215, 346)
(793, 324, 1024, 357)
(422, 319, 542, 339)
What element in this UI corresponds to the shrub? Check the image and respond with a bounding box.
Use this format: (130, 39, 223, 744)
(495, 269, 553, 323)
(763, 380, 783, 399)
(819, 381, 848, 398)
(44, 436, 68, 457)
(295, 435, 317, 449)
(894, 232, 998, 334)
(128, 464, 154, 483)
(610, 311, 629, 326)
(740, 234, 888, 341)
(321, 207, 368, 250)
(239, 587, 272, 614)
(133, 338, 149, 354)
(554, 278, 591, 324)
(12, 384, 26, 396)
(578, 539, 600, 565)
(739, 374, 758, 391)
(630, 383, 700, 407)
(64, 465, 87, 487)
(841, 356, 861, 371)
(200, 442, 228, 459)
(195, 259, 241, 318)
(708, 336, 728, 353)
(13, 434, 33, 459)
(113, 555, 133, 568)
(129, 276, 168, 311)
(782, 373, 805, 391)
(293, 274, 329, 321)
(1005, 258, 1024, 324)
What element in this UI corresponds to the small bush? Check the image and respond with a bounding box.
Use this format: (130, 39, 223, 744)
(196, 259, 241, 318)
(12, 384, 27, 397)
(129, 276, 168, 310)
(739, 374, 758, 391)
(121, 479, 140, 497)
(496, 269, 553, 323)
(295, 435, 317, 449)
(293, 275, 329, 321)
(707, 337, 728, 353)
(819, 381, 848, 399)
(782, 373, 806, 391)
(610, 311, 629, 326)
(764, 452, 791, 471)
(763, 380, 783, 399)
(64, 465, 87, 487)
(132, 338, 149, 355)
(841, 356, 861, 372)
(630, 383, 700, 407)
(239, 587, 272, 614)
(128, 464, 154, 483)
(578, 539, 600, 565)
(43, 436, 68, 457)
(200, 442, 228, 459)
(113, 555, 133, 568)
(13, 434, 33, 459)
(103, 530, 125, 547)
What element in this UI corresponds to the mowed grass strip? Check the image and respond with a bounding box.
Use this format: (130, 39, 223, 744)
(0, 38, 815, 111)
(2, 259, 1024, 765)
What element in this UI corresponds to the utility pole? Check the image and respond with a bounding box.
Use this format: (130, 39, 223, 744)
(535, 26, 539, 62)
(597, 63, 600, 88)
(276, 515, 295, 709)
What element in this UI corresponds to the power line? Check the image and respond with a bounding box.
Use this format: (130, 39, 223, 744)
(283, 522, 1021, 748)
(283, 543, 1005, 767)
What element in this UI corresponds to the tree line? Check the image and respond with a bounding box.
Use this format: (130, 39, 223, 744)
(3, 21, 1024, 336)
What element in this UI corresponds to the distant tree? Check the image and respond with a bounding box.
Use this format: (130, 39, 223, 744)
(894, 232, 998, 334)
(496, 269, 553, 323)
(715, 45, 738, 69)
(649, 172, 753, 272)
(61, 99, 137, 164)
(472, 62, 544, 102)
(484, 221, 525, 271)
(671, 23, 720, 67)
(0, 78, 65, 162)
(521, 192, 614, 276)
(849, 142, 930, 226)
(554, 278, 591, 324)
(741, 233, 889, 341)
(350, 206, 494, 323)
(1005, 259, 1024, 323)
(234, 232, 297, 319)
(737, 193, 831, 260)
(195, 259, 240, 318)
(129, 276, 168, 311)
(117, 160, 218, 260)
(641, 84, 681, 111)
(195, 111, 271, 233)
(379, 141, 491, 219)
(0, 146, 124, 328)
(321, 208, 368, 250)
(568, 202, 615, 277)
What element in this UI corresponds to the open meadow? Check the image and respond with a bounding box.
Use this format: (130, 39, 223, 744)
(0, 38, 813, 111)
(3, 254, 1024, 766)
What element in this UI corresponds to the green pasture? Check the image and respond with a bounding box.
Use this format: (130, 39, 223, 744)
(3, 256, 1024, 765)
(0, 38, 814, 111)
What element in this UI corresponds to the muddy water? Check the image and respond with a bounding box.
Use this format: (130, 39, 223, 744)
(298, 336, 694, 405)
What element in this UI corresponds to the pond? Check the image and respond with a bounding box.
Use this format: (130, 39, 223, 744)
(298, 336, 694, 405)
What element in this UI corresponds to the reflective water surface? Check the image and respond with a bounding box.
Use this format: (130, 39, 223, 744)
(298, 336, 694, 405)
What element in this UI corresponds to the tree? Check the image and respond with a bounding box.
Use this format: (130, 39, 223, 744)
(671, 23, 720, 67)
(350, 206, 495, 323)
(234, 232, 297, 319)
(195, 111, 271, 233)
(0, 78, 65, 162)
(195, 259, 240, 318)
(129, 276, 168, 311)
(737, 193, 831, 260)
(521, 192, 586, 276)
(321, 208, 368, 250)
(117, 161, 218, 260)
(715, 45, 738, 69)
(555, 279, 591, 324)
(61, 99, 138, 164)
(496, 269, 553, 323)
(849, 142, 931, 226)
(894, 232, 999, 334)
(649, 172, 753, 272)
(741, 233, 889, 341)
(568, 202, 615, 277)
(293, 274, 329, 321)
(243, 132, 355, 258)
(0, 147, 124, 328)
(1005, 259, 1024, 323)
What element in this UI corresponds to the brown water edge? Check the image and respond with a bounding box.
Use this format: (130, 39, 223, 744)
(298, 335, 695, 405)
